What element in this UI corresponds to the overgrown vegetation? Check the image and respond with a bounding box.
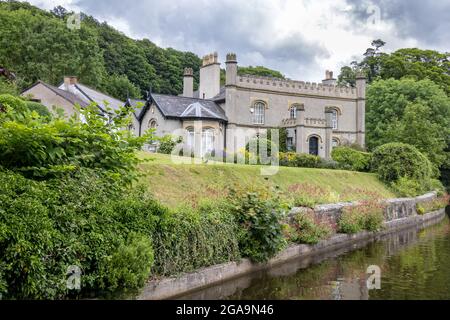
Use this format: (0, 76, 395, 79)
(338, 201, 385, 234)
(416, 195, 450, 215)
(331, 146, 372, 172)
(286, 211, 332, 245)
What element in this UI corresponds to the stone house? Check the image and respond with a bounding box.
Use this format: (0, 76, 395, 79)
(21, 76, 124, 118)
(129, 52, 366, 159)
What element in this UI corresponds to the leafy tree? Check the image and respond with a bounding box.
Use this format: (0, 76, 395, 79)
(238, 66, 285, 79)
(103, 74, 142, 101)
(366, 78, 450, 171)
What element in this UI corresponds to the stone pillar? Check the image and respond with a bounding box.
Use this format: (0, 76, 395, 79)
(325, 107, 334, 160)
(356, 72, 367, 148)
(225, 123, 237, 161)
(183, 68, 194, 98)
(295, 104, 305, 153)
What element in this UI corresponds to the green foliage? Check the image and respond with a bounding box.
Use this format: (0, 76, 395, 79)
(24, 101, 52, 119)
(366, 78, 450, 170)
(416, 195, 450, 215)
(0, 169, 165, 299)
(157, 134, 183, 155)
(278, 152, 338, 169)
(228, 189, 286, 263)
(152, 201, 240, 276)
(338, 41, 450, 95)
(238, 66, 285, 79)
(0, 1, 202, 97)
(0, 78, 18, 95)
(372, 143, 433, 184)
(288, 183, 340, 208)
(102, 74, 142, 101)
(287, 211, 332, 245)
(0, 94, 154, 182)
(338, 201, 385, 234)
(331, 146, 372, 172)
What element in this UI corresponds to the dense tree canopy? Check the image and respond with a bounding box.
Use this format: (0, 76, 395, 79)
(338, 41, 450, 95)
(366, 78, 450, 171)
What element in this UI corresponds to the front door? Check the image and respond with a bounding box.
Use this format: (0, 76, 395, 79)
(309, 137, 319, 156)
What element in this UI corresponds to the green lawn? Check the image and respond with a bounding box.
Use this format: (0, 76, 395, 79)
(137, 152, 396, 208)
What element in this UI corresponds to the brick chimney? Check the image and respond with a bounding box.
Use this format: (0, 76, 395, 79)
(63, 76, 78, 93)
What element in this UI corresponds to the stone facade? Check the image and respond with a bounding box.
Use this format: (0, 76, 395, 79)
(136, 52, 366, 158)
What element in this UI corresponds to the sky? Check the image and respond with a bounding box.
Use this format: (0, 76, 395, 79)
(25, 0, 450, 82)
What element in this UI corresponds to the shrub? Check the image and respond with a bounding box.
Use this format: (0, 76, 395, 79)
(371, 143, 433, 183)
(152, 201, 240, 276)
(25, 101, 52, 119)
(331, 146, 372, 172)
(0, 98, 154, 183)
(228, 189, 286, 263)
(279, 152, 321, 168)
(157, 134, 182, 155)
(416, 195, 450, 215)
(288, 183, 339, 208)
(338, 201, 385, 234)
(0, 169, 164, 299)
(287, 211, 332, 245)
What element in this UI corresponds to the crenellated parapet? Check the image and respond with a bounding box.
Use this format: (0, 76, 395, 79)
(237, 74, 357, 99)
(202, 52, 219, 67)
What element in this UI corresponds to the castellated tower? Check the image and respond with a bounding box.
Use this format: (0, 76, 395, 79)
(183, 67, 194, 98)
(355, 71, 367, 147)
(199, 52, 221, 99)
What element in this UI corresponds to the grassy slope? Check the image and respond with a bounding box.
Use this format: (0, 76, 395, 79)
(137, 153, 395, 208)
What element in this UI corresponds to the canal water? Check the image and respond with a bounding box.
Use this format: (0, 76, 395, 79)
(179, 208, 450, 300)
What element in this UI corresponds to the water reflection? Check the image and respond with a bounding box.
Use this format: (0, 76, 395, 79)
(178, 212, 450, 300)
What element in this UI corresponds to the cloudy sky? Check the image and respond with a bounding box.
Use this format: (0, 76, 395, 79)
(26, 0, 450, 81)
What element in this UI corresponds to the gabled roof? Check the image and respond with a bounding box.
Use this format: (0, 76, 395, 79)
(21, 80, 89, 108)
(150, 93, 227, 122)
(126, 98, 147, 120)
(72, 83, 125, 112)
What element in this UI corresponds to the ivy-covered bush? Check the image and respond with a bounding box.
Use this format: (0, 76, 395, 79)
(331, 146, 372, 172)
(228, 189, 286, 263)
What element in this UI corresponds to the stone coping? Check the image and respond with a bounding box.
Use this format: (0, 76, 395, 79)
(136, 192, 445, 300)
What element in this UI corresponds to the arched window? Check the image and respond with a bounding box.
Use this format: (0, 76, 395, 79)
(332, 138, 340, 148)
(149, 119, 158, 129)
(186, 127, 195, 150)
(253, 101, 265, 125)
(290, 106, 297, 119)
(201, 128, 215, 156)
(331, 110, 338, 130)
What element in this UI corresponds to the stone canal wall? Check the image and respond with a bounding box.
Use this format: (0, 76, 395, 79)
(136, 192, 446, 300)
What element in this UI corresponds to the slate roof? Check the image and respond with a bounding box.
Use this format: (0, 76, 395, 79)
(57, 82, 125, 112)
(193, 86, 226, 102)
(22, 80, 89, 108)
(126, 99, 147, 119)
(150, 93, 227, 122)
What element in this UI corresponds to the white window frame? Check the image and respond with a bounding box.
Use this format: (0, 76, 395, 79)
(290, 107, 297, 119)
(253, 102, 265, 125)
(201, 128, 215, 156)
(331, 110, 338, 130)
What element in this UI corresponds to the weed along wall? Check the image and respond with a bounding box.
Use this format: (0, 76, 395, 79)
(136, 192, 447, 300)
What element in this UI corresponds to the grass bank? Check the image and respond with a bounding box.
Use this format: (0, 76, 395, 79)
(137, 152, 395, 208)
